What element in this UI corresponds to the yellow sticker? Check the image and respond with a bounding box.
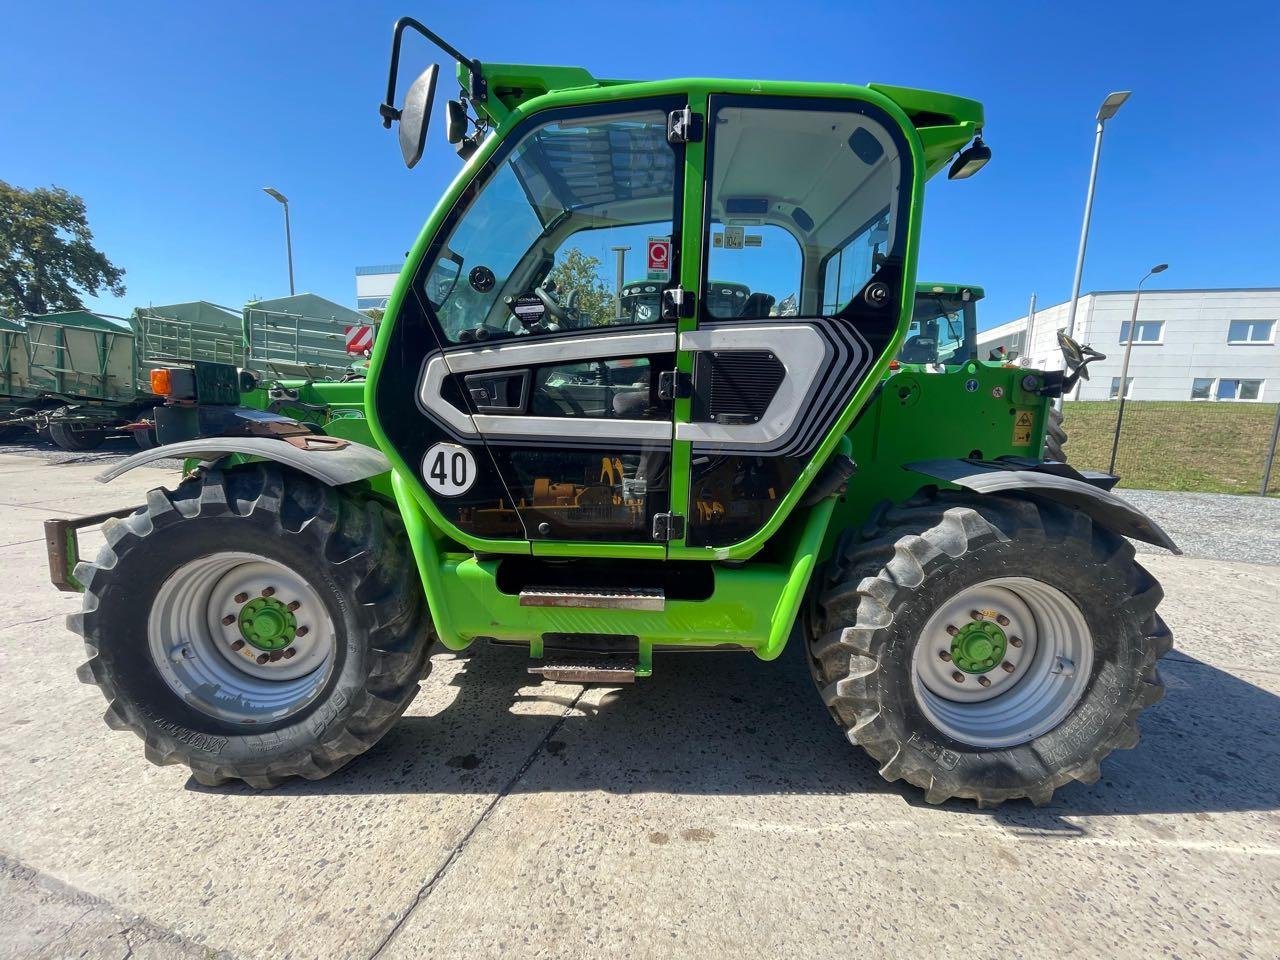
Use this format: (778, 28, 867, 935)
(1012, 409, 1034, 446)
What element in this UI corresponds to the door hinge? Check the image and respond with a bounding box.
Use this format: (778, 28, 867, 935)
(661, 287, 696, 320)
(667, 108, 704, 144)
(652, 513, 686, 542)
(657, 370, 692, 401)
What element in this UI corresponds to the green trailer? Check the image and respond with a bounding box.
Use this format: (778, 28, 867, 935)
(0, 296, 371, 449)
(50, 21, 1178, 807)
(243, 293, 378, 380)
(132, 301, 243, 367)
(0, 310, 157, 450)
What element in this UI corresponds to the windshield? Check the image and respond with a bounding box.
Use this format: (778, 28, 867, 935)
(421, 107, 679, 342)
(899, 292, 976, 365)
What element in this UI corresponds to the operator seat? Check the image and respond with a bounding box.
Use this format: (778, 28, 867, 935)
(741, 292, 776, 319)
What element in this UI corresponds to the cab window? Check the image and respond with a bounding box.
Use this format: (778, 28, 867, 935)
(702, 103, 904, 321)
(423, 107, 679, 342)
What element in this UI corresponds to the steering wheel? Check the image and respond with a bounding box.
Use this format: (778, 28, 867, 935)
(534, 285, 582, 329)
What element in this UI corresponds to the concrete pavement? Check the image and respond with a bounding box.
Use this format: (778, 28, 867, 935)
(0, 451, 1276, 959)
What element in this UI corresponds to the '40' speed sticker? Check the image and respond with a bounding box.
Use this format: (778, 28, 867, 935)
(422, 442, 477, 497)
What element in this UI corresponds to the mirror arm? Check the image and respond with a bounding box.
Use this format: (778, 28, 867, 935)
(381, 16, 485, 128)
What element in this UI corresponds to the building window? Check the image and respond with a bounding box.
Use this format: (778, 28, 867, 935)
(1190, 378, 1214, 400)
(1216, 378, 1263, 401)
(1227, 319, 1275, 344)
(1109, 376, 1134, 399)
(1118, 319, 1163, 344)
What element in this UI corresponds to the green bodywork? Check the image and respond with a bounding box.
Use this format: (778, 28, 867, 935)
(182, 63, 1042, 670)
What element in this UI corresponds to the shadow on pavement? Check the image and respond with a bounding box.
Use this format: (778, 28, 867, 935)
(188, 640, 1280, 820)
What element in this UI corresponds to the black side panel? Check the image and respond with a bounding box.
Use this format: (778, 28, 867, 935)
(691, 350, 784, 425)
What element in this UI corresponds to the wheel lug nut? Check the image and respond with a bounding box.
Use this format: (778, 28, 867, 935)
(221, 614, 236, 626)
(295, 626, 309, 637)
(286, 600, 301, 612)
(234, 592, 249, 604)
(230, 639, 245, 651)
(1009, 636, 1023, 648)
(1001, 661, 1015, 673)
(255, 653, 270, 665)
(995, 613, 1010, 626)
(945, 624, 959, 636)
(970, 609, 984, 621)
(283, 647, 296, 659)
(261, 586, 276, 598)
(268, 650, 283, 662)
(978, 675, 992, 687)
(938, 650, 952, 661)
(951, 671, 965, 683)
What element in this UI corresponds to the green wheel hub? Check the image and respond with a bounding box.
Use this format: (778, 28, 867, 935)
(951, 619, 1007, 674)
(237, 596, 297, 651)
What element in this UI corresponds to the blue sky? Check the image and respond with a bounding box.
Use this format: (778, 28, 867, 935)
(2, 1, 1277, 329)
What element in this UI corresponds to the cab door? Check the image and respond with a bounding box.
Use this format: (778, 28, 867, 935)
(373, 98, 691, 554)
(672, 93, 916, 552)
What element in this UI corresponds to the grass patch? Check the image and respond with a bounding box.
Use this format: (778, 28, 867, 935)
(1061, 400, 1280, 496)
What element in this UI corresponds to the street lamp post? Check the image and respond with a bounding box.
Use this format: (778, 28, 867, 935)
(262, 187, 295, 296)
(610, 246, 630, 320)
(1063, 91, 1131, 346)
(1108, 263, 1168, 474)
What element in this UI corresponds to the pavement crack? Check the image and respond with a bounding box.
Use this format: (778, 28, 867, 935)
(0, 613, 62, 632)
(366, 686, 588, 960)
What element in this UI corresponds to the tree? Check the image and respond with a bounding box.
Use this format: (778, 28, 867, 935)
(362, 307, 385, 322)
(546, 247, 614, 325)
(0, 182, 125, 317)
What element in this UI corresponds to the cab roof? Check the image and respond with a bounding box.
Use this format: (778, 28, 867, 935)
(461, 63, 983, 178)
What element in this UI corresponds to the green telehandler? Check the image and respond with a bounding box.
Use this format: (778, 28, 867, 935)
(49, 18, 1176, 805)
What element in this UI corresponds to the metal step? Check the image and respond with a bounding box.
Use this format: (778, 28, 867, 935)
(519, 587, 665, 612)
(529, 653, 639, 684)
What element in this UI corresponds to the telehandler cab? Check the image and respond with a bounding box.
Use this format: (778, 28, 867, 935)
(51, 18, 1176, 806)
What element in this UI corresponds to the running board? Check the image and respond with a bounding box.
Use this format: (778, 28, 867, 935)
(529, 653, 639, 684)
(519, 587, 665, 612)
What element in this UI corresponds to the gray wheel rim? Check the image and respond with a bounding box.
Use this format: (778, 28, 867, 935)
(147, 552, 337, 725)
(911, 577, 1093, 748)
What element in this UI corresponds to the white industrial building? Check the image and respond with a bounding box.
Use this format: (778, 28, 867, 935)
(355, 264, 402, 312)
(978, 288, 1280, 402)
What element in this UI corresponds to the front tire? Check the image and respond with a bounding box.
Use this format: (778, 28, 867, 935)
(809, 491, 1170, 806)
(71, 465, 432, 788)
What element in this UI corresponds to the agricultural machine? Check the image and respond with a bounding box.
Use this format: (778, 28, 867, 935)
(50, 19, 1176, 806)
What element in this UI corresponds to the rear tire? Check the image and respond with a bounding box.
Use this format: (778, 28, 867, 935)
(70, 465, 433, 788)
(48, 415, 105, 451)
(1045, 406, 1068, 462)
(808, 490, 1170, 806)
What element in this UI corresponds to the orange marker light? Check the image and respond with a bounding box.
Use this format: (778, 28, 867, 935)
(150, 368, 172, 396)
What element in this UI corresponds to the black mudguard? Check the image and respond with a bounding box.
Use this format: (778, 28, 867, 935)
(96, 436, 390, 488)
(906, 457, 1180, 554)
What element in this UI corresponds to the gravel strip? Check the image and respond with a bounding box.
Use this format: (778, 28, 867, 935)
(1120, 488, 1280, 565)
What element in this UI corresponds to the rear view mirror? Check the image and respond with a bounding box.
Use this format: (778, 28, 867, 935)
(1057, 329, 1106, 389)
(398, 64, 439, 168)
(1058, 330, 1085, 372)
